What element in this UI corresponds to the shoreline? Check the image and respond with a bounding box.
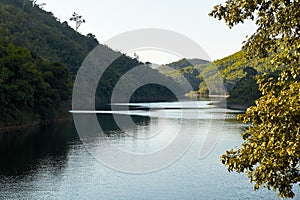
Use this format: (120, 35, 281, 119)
(210, 100, 250, 111)
(0, 99, 250, 132)
(226, 102, 249, 111)
(0, 117, 72, 133)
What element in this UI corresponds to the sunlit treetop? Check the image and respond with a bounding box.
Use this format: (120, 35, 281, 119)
(209, 0, 300, 68)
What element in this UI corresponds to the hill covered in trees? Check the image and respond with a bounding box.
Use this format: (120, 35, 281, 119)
(0, 0, 99, 74)
(158, 51, 286, 108)
(198, 51, 286, 108)
(157, 58, 209, 91)
(0, 0, 181, 128)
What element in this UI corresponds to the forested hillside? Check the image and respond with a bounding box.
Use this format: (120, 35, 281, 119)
(0, 0, 99, 74)
(0, 41, 72, 127)
(198, 51, 286, 107)
(159, 51, 285, 108)
(0, 0, 181, 127)
(157, 59, 209, 91)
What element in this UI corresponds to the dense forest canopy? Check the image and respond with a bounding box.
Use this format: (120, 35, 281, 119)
(0, 40, 72, 126)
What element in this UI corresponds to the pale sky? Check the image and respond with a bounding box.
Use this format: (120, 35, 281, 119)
(41, 0, 257, 64)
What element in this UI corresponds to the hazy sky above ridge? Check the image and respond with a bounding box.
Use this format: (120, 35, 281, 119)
(42, 0, 257, 64)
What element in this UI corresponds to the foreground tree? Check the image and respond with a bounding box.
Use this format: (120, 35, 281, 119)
(210, 0, 300, 198)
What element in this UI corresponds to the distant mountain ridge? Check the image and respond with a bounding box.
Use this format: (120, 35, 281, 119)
(157, 58, 210, 91)
(165, 58, 210, 70)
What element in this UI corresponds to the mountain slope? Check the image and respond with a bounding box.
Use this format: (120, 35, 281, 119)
(0, 0, 184, 127)
(0, 0, 99, 74)
(157, 59, 210, 91)
(158, 51, 285, 108)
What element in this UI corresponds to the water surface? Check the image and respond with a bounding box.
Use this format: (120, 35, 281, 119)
(0, 101, 294, 199)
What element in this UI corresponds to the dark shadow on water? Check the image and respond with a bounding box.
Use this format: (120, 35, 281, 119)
(97, 114, 151, 134)
(0, 114, 150, 177)
(0, 121, 79, 176)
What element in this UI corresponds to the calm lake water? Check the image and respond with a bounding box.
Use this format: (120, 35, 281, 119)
(0, 101, 296, 199)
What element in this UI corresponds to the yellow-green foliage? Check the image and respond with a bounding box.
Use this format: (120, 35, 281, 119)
(197, 51, 273, 95)
(222, 68, 300, 199)
(211, 0, 300, 198)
